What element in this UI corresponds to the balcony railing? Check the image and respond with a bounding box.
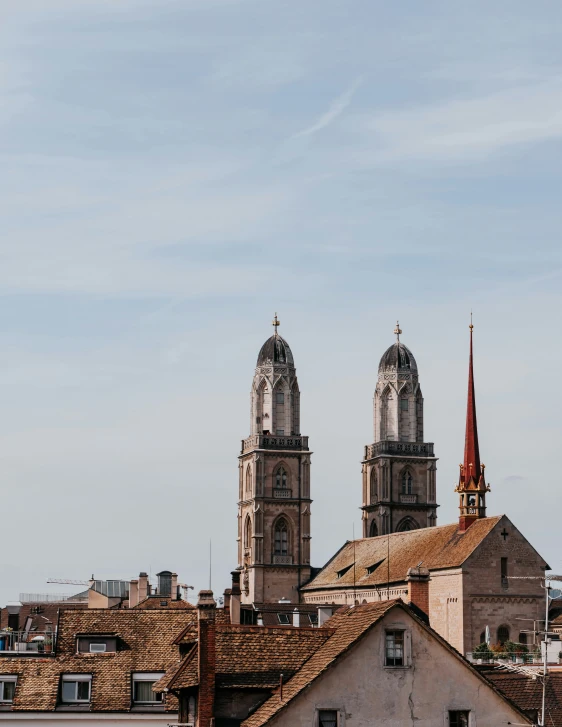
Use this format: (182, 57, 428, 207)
(364, 441, 434, 460)
(273, 488, 292, 498)
(273, 555, 293, 565)
(0, 630, 57, 655)
(242, 435, 309, 454)
(400, 494, 418, 504)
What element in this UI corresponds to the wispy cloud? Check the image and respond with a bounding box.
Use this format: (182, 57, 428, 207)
(292, 76, 363, 138)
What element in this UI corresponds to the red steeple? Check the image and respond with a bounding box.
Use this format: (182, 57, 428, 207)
(457, 319, 488, 532)
(462, 321, 481, 486)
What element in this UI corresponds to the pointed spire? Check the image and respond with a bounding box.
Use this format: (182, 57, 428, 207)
(462, 318, 481, 486)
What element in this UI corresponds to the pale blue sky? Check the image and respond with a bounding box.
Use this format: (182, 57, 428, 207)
(1, 1, 561, 605)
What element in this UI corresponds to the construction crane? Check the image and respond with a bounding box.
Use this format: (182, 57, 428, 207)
(47, 578, 91, 586)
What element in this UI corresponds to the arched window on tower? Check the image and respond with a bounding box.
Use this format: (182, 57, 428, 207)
(370, 468, 378, 504)
(369, 520, 378, 537)
(275, 466, 288, 489)
(244, 515, 252, 550)
(245, 464, 252, 495)
(274, 518, 289, 555)
(401, 470, 413, 495)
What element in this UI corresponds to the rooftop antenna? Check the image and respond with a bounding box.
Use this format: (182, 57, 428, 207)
(209, 540, 212, 591)
(353, 524, 356, 604)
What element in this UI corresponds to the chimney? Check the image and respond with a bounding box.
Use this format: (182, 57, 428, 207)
(406, 566, 430, 617)
(318, 606, 333, 626)
(129, 579, 139, 608)
(197, 590, 216, 727)
(230, 571, 241, 625)
(292, 608, 301, 628)
(138, 572, 149, 603)
(223, 588, 232, 618)
(171, 573, 178, 600)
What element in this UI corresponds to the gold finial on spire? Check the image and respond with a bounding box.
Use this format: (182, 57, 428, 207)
(469, 310, 474, 332)
(394, 320, 402, 342)
(272, 312, 280, 334)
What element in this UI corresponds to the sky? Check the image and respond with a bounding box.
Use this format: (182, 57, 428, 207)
(1, 0, 562, 606)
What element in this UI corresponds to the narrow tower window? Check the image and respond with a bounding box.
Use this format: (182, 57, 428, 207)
(274, 518, 288, 555)
(275, 466, 287, 489)
(245, 464, 252, 494)
(401, 471, 413, 495)
(244, 515, 252, 550)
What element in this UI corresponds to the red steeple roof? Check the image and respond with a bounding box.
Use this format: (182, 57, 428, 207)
(461, 322, 481, 486)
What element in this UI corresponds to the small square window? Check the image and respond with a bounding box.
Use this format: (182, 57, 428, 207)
(319, 709, 338, 727)
(132, 673, 165, 704)
(400, 399, 409, 411)
(276, 392, 284, 404)
(61, 675, 91, 703)
(449, 711, 470, 727)
(277, 613, 290, 625)
(385, 630, 404, 666)
(0, 677, 17, 703)
(276, 429, 284, 436)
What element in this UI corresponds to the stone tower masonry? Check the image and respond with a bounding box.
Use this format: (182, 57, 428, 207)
(361, 322, 439, 536)
(237, 316, 311, 604)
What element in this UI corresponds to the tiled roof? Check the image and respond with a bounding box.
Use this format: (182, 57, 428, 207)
(0, 601, 87, 632)
(244, 603, 321, 628)
(156, 624, 332, 694)
(133, 596, 195, 610)
(301, 516, 503, 591)
(2, 608, 195, 712)
(241, 601, 397, 727)
(483, 669, 562, 726)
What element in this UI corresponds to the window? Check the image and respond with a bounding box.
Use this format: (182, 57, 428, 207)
(274, 518, 288, 555)
(519, 632, 528, 645)
(61, 675, 91, 703)
(132, 673, 165, 705)
(449, 711, 470, 727)
(0, 677, 17, 703)
(275, 467, 288, 489)
(400, 398, 409, 411)
(244, 515, 252, 549)
(366, 559, 384, 575)
(318, 710, 338, 727)
(245, 464, 252, 494)
(277, 613, 290, 625)
(77, 636, 117, 653)
(336, 563, 353, 579)
(501, 557, 508, 588)
(497, 625, 510, 645)
(276, 429, 284, 436)
(385, 630, 404, 666)
(309, 613, 318, 626)
(89, 643, 106, 653)
(369, 520, 378, 537)
(401, 471, 413, 494)
(276, 392, 284, 404)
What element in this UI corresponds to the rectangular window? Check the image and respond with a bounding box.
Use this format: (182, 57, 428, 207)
(385, 630, 404, 666)
(276, 392, 284, 404)
(132, 673, 165, 704)
(276, 429, 284, 436)
(449, 711, 470, 727)
(277, 613, 290, 625)
(501, 557, 508, 588)
(318, 710, 338, 727)
(400, 399, 409, 411)
(0, 677, 17, 703)
(61, 675, 91, 703)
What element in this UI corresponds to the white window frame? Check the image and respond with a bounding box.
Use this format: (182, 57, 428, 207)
(61, 674, 92, 703)
(383, 626, 412, 668)
(0, 676, 17, 703)
(89, 643, 107, 653)
(132, 673, 165, 705)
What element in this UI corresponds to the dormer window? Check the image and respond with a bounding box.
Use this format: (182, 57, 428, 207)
(0, 676, 17, 704)
(132, 673, 165, 705)
(61, 674, 91, 704)
(76, 635, 117, 654)
(336, 564, 353, 579)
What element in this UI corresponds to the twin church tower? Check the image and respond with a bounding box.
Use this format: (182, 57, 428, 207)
(237, 316, 443, 605)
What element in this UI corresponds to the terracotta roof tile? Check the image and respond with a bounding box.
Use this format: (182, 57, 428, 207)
(483, 669, 562, 726)
(3, 608, 195, 711)
(301, 517, 503, 591)
(132, 597, 195, 610)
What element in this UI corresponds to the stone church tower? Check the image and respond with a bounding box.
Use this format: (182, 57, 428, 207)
(238, 316, 311, 605)
(361, 323, 438, 536)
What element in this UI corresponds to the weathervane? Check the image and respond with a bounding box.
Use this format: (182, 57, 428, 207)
(394, 320, 402, 342)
